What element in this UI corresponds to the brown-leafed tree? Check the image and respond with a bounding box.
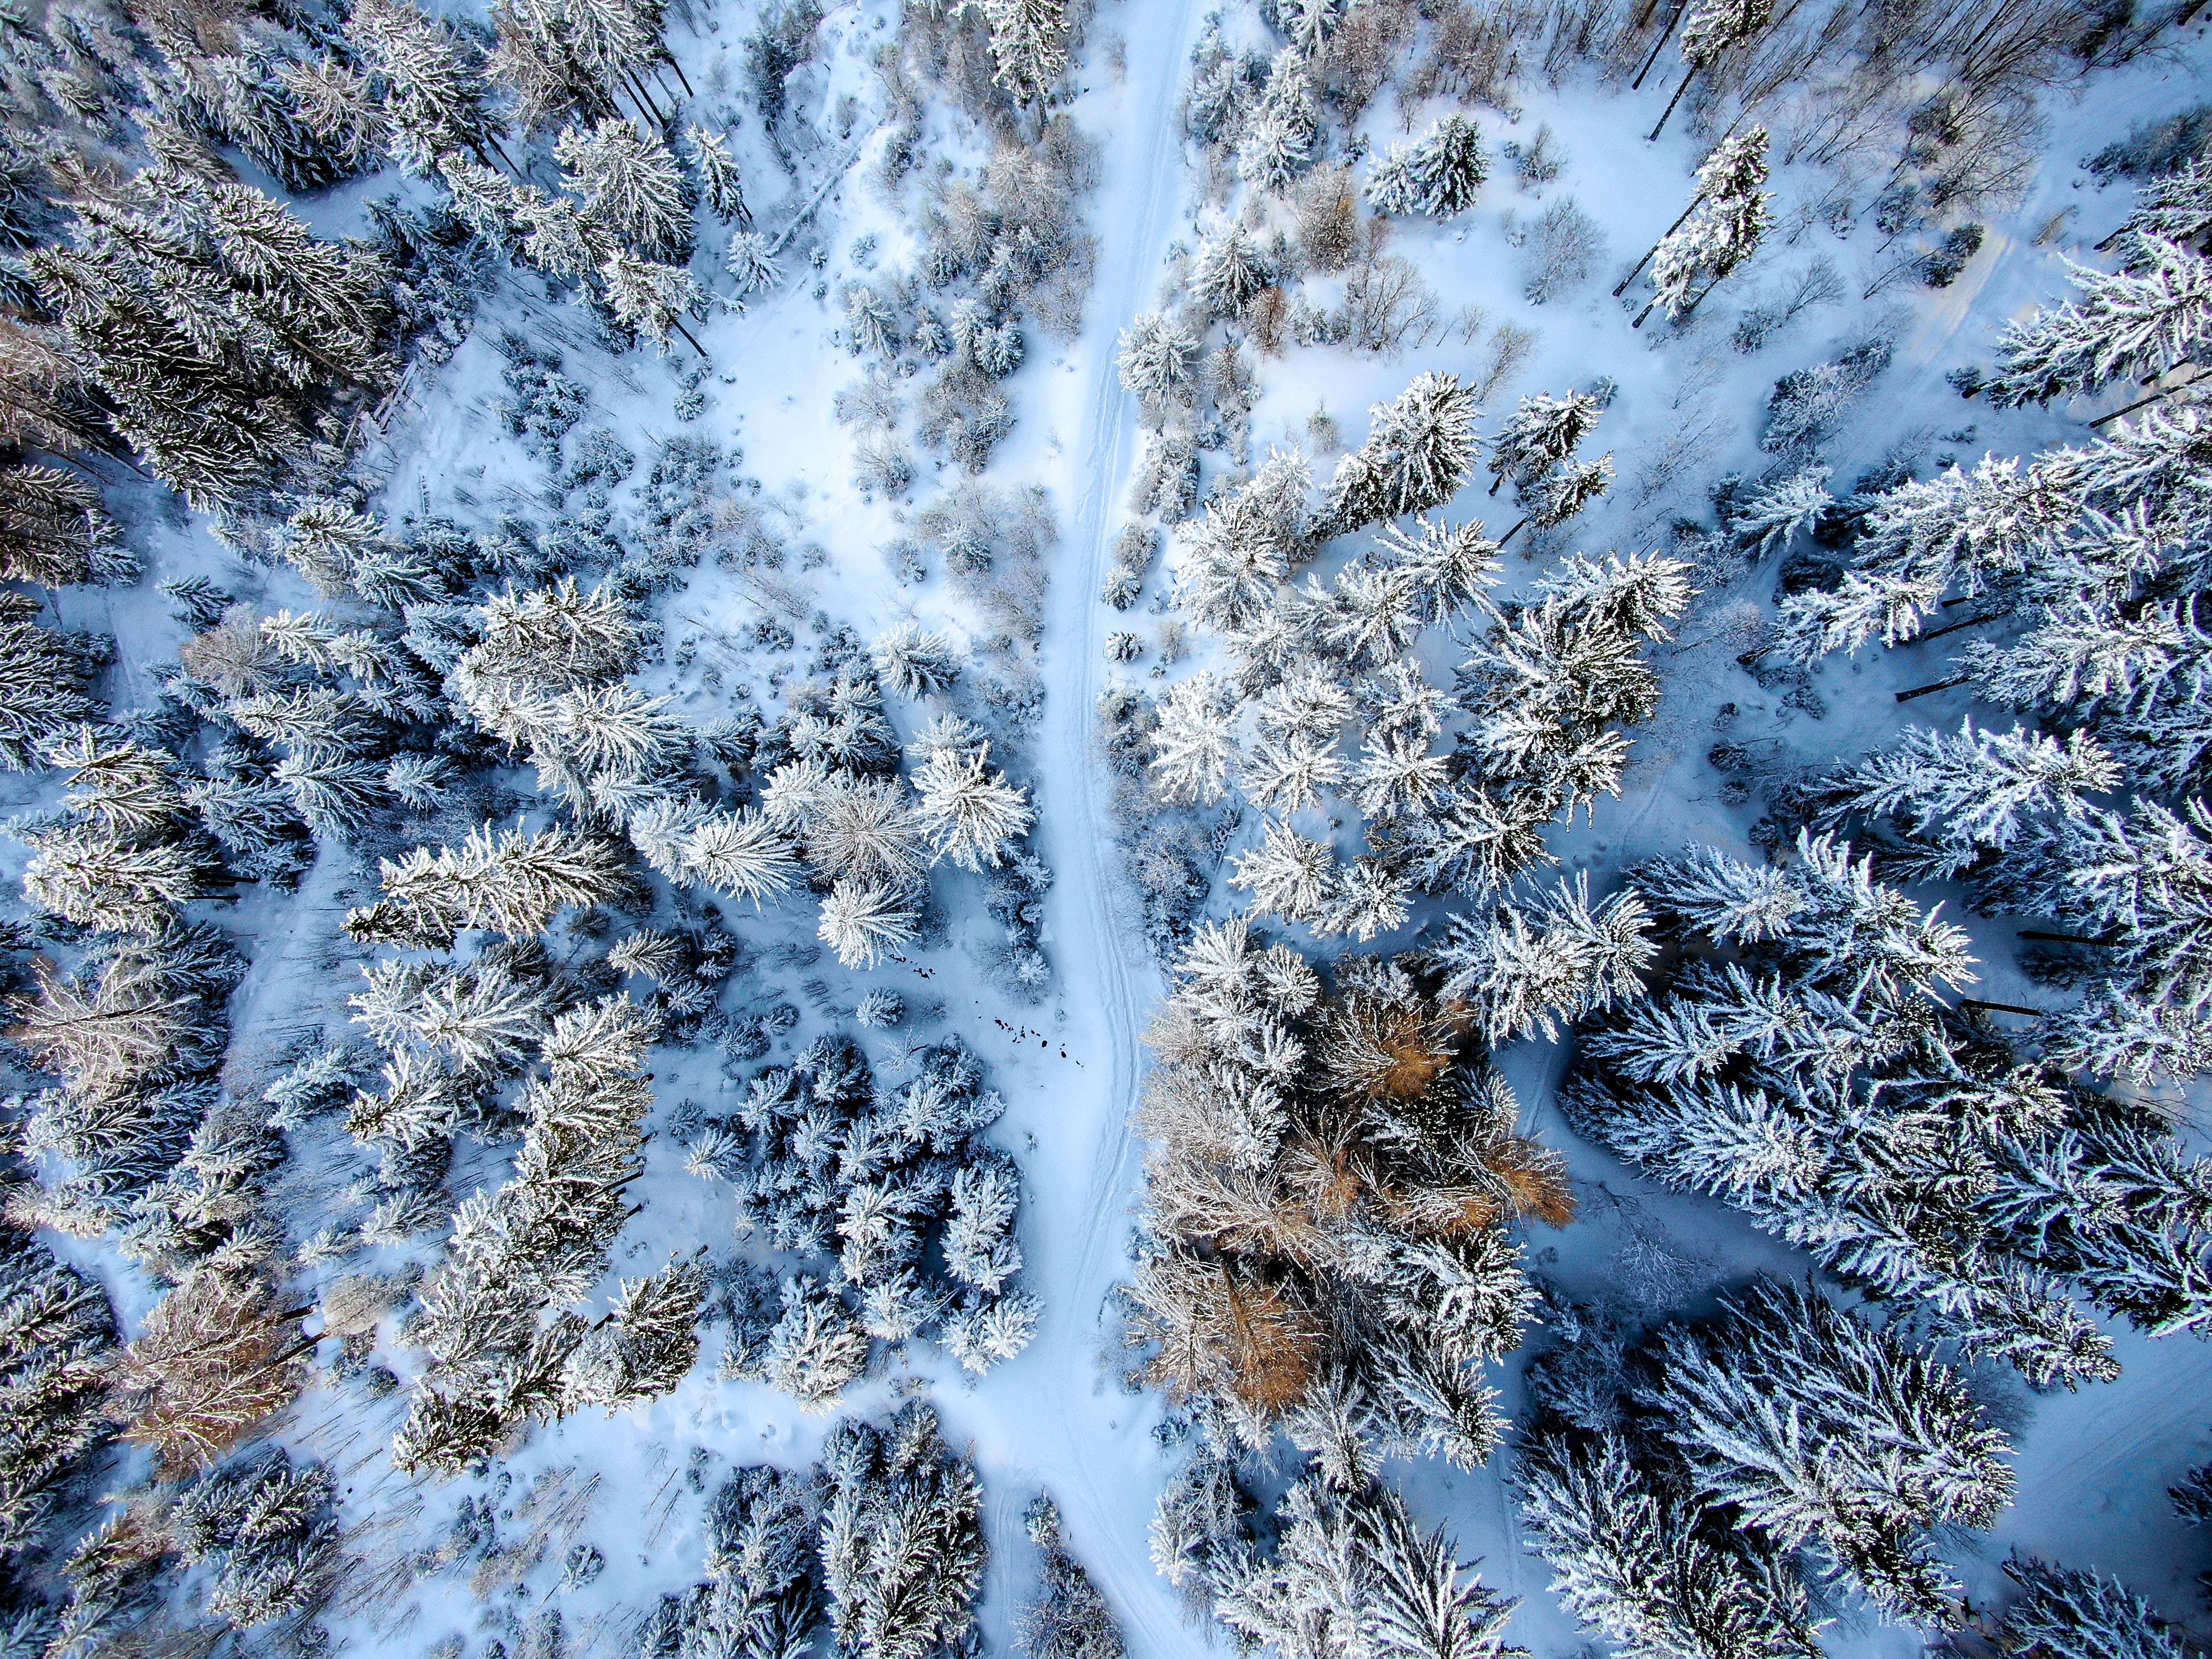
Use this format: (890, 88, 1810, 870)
(111, 1272, 311, 1477)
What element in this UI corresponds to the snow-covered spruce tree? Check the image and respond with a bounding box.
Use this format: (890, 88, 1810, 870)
(1118, 312, 1201, 414)
(1568, 831, 2212, 1386)
(392, 995, 672, 1474)
(1191, 223, 1273, 322)
(686, 1032, 1037, 1398)
(1638, 128, 1771, 325)
(1018, 1495, 1124, 1659)
(557, 117, 694, 262)
(1364, 114, 1488, 218)
(1321, 372, 1480, 534)
(1237, 50, 1317, 194)
(7, 925, 243, 1241)
(0, 1238, 115, 1584)
(1648, 0, 1770, 141)
(1434, 875, 1652, 1046)
(171, 1447, 343, 1629)
(0, 601, 108, 770)
(345, 821, 632, 947)
(18, 727, 221, 934)
(1993, 1554, 2192, 1659)
(1207, 1470, 1521, 1659)
(982, 0, 1068, 105)
(1652, 1279, 2011, 1624)
(1485, 392, 1600, 499)
(1131, 922, 1570, 1462)
(820, 1404, 988, 1659)
(1985, 234, 2212, 409)
(345, 0, 507, 175)
(27, 172, 392, 507)
(0, 463, 125, 587)
(1172, 448, 1313, 635)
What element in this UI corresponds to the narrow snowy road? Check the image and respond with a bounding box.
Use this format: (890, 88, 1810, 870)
(947, 6, 1206, 1654)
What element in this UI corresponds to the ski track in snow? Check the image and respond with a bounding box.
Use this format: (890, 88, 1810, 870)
(953, 8, 1203, 1655)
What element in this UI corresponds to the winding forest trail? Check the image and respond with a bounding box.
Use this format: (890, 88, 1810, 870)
(956, 6, 1203, 1655)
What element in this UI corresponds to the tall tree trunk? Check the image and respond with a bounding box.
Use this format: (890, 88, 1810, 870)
(1648, 64, 1696, 141)
(1615, 192, 1703, 295)
(2090, 367, 2206, 427)
(1631, 0, 1688, 88)
(1895, 675, 1969, 702)
(1896, 610, 1997, 645)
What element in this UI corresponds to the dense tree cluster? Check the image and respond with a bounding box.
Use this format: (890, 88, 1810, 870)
(1516, 1277, 2012, 1643)
(1131, 921, 1574, 1466)
(683, 1030, 1037, 1396)
(641, 1404, 986, 1659)
(1568, 833, 2212, 1388)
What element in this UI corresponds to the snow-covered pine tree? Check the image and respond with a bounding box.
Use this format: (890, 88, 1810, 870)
(171, 1448, 342, 1629)
(1512, 1296, 1829, 1659)
(27, 176, 392, 505)
(557, 117, 693, 260)
(1173, 448, 1312, 635)
(562, 1253, 708, 1410)
(1995, 1555, 2191, 1659)
(817, 1404, 987, 1659)
(1118, 311, 1201, 411)
(1237, 51, 1317, 193)
(1364, 114, 1488, 218)
(1322, 373, 1481, 533)
(347, 0, 507, 175)
(1567, 830, 2212, 1385)
(817, 878, 921, 969)
(0, 1238, 116, 1571)
(982, 0, 1068, 105)
(870, 624, 962, 698)
(488, 0, 623, 134)
(393, 995, 658, 1471)
(1986, 235, 2212, 409)
(1485, 392, 1600, 498)
(1818, 718, 2119, 878)
(19, 728, 216, 933)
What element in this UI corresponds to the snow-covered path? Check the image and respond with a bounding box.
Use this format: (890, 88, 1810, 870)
(941, 8, 1204, 1654)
